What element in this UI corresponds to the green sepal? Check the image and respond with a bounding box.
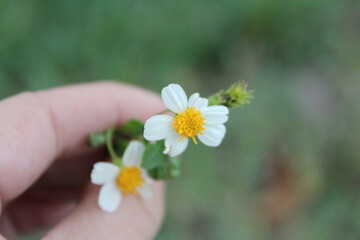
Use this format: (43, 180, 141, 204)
(112, 157, 122, 167)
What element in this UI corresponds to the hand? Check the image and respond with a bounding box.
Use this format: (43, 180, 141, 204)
(0, 82, 165, 240)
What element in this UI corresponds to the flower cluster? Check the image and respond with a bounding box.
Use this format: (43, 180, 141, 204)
(88, 82, 252, 212)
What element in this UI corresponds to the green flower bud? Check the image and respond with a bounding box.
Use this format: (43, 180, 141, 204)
(208, 81, 253, 108)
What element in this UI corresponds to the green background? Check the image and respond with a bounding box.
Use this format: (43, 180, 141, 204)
(1, 0, 360, 239)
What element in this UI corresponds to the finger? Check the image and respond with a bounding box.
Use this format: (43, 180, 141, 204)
(0, 148, 105, 238)
(0, 81, 164, 202)
(0, 197, 75, 239)
(29, 149, 108, 201)
(44, 182, 165, 240)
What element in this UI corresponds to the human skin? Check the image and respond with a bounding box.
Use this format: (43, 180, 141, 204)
(0, 82, 165, 240)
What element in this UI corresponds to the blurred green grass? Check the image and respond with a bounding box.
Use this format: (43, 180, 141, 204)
(1, 0, 360, 239)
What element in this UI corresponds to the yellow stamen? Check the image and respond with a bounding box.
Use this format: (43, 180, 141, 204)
(116, 167, 144, 195)
(173, 107, 206, 144)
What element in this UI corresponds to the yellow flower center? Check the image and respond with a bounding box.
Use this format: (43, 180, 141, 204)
(172, 107, 206, 144)
(116, 167, 144, 195)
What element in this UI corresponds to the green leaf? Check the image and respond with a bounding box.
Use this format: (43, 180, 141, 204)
(169, 157, 181, 179)
(142, 141, 182, 180)
(88, 132, 106, 147)
(114, 138, 128, 157)
(146, 157, 181, 180)
(148, 167, 168, 180)
(141, 141, 166, 170)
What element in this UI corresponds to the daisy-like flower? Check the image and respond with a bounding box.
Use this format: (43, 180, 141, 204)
(144, 84, 229, 157)
(91, 141, 152, 212)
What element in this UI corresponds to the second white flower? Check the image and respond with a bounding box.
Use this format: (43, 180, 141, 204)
(144, 84, 229, 157)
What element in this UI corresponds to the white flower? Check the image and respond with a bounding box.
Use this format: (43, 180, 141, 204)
(91, 141, 152, 212)
(144, 84, 229, 157)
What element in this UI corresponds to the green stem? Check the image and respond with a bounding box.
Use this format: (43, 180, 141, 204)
(106, 127, 122, 166)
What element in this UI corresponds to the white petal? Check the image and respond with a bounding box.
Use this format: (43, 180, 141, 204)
(188, 93, 208, 110)
(198, 124, 226, 147)
(168, 138, 189, 157)
(123, 141, 145, 167)
(188, 93, 199, 106)
(164, 130, 181, 154)
(161, 84, 188, 113)
(201, 106, 229, 125)
(144, 115, 173, 141)
(137, 183, 152, 200)
(204, 114, 229, 125)
(91, 162, 119, 185)
(98, 183, 122, 212)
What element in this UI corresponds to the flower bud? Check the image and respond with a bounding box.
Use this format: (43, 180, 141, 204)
(208, 81, 253, 108)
